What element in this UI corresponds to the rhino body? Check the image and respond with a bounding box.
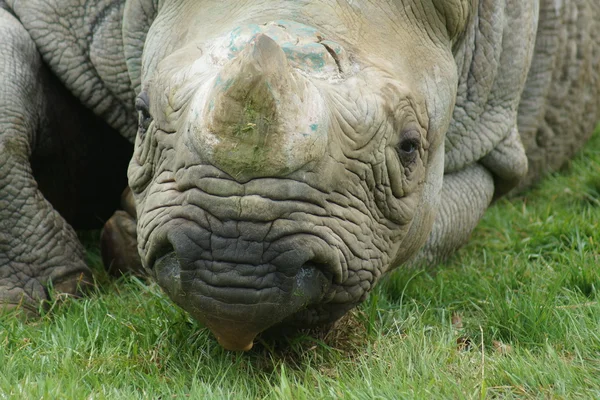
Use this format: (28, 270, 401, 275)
(0, 0, 598, 350)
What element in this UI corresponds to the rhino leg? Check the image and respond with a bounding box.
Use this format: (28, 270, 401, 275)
(0, 9, 92, 314)
(101, 187, 145, 277)
(408, 163, 495, 267)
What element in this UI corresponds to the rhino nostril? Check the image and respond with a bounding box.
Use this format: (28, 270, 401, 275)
(154, 251, 182, 299)
(148, 242, 175, 270)
(303, 254, 344, 285)
(298, 262, 334, 297)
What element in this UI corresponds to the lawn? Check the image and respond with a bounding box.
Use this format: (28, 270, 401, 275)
(1, 128, 600, 399)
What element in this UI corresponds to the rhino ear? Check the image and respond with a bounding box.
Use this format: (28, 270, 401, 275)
(123, 0, 159, 95)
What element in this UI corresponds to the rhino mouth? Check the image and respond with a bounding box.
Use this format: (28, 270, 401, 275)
(146, 221, 341, 350)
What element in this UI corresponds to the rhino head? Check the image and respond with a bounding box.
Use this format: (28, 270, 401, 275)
(128, 1, 468, 350)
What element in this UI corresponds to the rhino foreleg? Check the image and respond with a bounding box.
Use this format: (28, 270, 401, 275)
(101, 187, 144, 277)
(0, 9, 92, 315)
(408, 164, 495, 267)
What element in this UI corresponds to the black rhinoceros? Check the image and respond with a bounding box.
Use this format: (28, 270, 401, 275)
(1, 0, 598, 350)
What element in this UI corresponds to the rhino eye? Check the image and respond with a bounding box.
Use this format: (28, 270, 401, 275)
(397, 130, 421, 165)
(135, 91, 152, 138)
(399, 139, 418, 154)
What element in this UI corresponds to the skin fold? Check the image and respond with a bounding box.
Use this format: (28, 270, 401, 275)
(0, 0, 598, 350)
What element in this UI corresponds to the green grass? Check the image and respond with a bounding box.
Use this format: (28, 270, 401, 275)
(2, 128, 600, 399)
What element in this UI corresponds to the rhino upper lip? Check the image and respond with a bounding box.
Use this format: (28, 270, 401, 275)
(146, 219, 344, 290)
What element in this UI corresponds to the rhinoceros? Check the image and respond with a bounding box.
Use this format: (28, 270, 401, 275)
(1, 0, 598, 350)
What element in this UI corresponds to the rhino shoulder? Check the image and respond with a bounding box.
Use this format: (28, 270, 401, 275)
(7, 0, 138, 141)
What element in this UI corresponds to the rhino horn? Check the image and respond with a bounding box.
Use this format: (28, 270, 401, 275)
(201, 33, 328, 181)
(215, 33, 296, 104)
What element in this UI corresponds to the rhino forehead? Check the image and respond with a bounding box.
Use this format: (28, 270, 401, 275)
(143, 0, 459, 130)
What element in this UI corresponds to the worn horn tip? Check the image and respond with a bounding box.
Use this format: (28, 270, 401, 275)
(216, 336, 255, 352)
(206, 319, 259, 351)
(248, 33, 287, 68)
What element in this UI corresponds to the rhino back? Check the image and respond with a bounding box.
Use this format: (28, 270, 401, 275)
(518, 0, 600, 188)
(7, 0, 138, 142)
(445, 0, 599, 195)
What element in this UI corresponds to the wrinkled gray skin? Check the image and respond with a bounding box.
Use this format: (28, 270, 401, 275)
(1, 0, 599, 350)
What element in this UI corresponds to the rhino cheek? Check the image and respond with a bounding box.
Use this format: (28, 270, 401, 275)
(392, 134, 444, 267)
